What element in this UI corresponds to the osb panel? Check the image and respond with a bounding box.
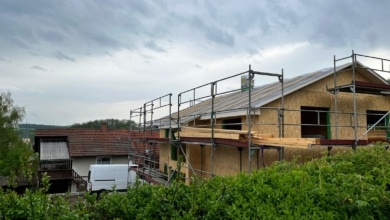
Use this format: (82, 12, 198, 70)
(257, 70, 390, 139)
(159, 143, 170, 173)
(187, 144, 204, 179)
(189, 119, 211, 128)
(304, 68, 371, 91)
(251, 108, 280, 136)
(213, 147, 242, 176)
(183, 145, 354, 178)
(165, 68, 390, 181)
(159, 129, 165, 138)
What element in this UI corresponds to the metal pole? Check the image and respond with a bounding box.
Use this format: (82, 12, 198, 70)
(334, 55, 338, 139)
(281, 69, 284, 137)
(143, 104, 147, 140)
(177, 94, 181, 133)
(248, 65, 253, 173)
(169, 94, 172, 140)
(211, 82, 216, 177)
(352, 50, 358, 150)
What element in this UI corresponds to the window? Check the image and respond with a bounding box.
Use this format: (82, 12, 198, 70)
(178, 144, 186, 163)
(366, 110, 388, 130)
(170, 130, 178, 161)
(171, 144, 177, 161)
(300, 106, 330, 139)
(222, 118, 242, 130)
(96, 156, 111, 164)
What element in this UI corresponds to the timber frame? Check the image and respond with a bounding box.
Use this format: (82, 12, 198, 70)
(128, 52, 390, 185)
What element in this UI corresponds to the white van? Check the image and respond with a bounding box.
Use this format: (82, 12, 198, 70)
(87, 164, 139, 193)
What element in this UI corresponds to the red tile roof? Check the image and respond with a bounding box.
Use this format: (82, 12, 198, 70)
(35, 128, 159, 157)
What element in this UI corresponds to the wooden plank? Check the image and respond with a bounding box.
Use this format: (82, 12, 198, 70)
(251, 142, 310, 149)
(251, 137, 319, 149)
(180, 127, 256, 135)
(367, 130, 386, 140)
(252, 133, 275, 139)
(259, 137, 320, 144)
(177, 132, 241, 140)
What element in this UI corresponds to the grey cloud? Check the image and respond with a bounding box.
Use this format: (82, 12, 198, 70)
(0, 56, 12, 63)
(40, 31, 64, 44)
(194, 64, 202, 69)
(1, 0, 390, 58)
(297, 0, 390, 50)
(144, 41, 167, 53)
(247, 49, 260, 56)
(52, 51, 76, 62)
(205, 28, 234, 47)
(0, 1, 154, 55)
(31, 65, 47, 71)
(187, 16, 235, 47)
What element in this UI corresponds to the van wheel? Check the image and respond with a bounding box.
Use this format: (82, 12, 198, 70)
(96, 189, 106, 199)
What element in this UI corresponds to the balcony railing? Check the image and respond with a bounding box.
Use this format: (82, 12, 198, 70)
(38, 169, 72, 180)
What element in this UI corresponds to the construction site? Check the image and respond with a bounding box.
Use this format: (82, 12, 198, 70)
(128, 51, 390, 185)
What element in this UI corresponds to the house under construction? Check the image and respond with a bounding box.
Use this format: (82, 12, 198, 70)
(128, 51, 390, 185)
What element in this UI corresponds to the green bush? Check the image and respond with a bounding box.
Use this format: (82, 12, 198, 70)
(1, 144, 390, 219)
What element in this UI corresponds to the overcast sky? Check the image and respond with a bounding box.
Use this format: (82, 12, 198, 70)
(1, 0, 390, 126)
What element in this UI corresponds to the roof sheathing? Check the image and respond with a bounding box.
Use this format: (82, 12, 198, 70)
(159, 62, 386, 125)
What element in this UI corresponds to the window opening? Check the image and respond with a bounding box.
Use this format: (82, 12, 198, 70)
(301, 106, 330, 139)
(96, 156, 111, 164)
(222, 118, 242, 130)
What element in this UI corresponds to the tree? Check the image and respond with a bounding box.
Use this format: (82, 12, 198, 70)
(0, 91, 38, 185)
(70, 118, 136, 129)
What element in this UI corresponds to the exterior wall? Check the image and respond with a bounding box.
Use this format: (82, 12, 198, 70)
(72, 156, 129, 180)
(161, 68, 390, 180)
(256, 69, 390, 139)
(159, 142, 191, 183)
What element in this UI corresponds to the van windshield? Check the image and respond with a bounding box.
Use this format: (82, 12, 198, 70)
(88, 171, 91, 182)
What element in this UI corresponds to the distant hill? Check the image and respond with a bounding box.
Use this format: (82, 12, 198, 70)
(70, 119, 135, 129)
(17, 124, 69, 140)
(16, 119, 136, 140)
(18, 123, 69, 130)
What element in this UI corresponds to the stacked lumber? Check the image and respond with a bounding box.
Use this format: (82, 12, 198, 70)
(177, 127, 320, 149)
(252, 137, 320, 149)
(178, 127, 253, 140)
(367, 130, 387, 140)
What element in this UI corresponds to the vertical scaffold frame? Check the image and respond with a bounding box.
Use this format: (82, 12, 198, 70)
(177, 65, 284, 174)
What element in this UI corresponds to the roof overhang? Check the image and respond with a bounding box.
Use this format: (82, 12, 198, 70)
(200, 109, 259, 120)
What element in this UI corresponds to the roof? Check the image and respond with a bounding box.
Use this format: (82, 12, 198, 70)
(35, 128, 158, 157)
(157, 62, 388, 127)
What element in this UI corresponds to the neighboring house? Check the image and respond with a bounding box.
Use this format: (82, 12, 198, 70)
(146, 60, 390, 184)
(34, 123, 158, 193)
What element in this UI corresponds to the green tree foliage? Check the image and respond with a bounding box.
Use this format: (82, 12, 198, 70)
(0, 92, 38, 183)
(71, 118, 136, 129)
(1, 144, 390, 219)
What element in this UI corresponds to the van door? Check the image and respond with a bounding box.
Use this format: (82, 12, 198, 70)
(114, 166, 128, 191)
(93, 166, 115, 191)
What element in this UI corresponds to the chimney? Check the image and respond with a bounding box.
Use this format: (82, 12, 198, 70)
(101, 122, 108, 132)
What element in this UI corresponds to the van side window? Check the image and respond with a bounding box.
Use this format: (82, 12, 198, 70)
(96, 156, 111, 164)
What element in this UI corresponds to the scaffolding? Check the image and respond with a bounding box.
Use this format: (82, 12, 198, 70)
(329, 51, 390, 150)
(129, 52, 390, 184)
(128, 94, 172, 185)
(175, 65, 285, 175)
